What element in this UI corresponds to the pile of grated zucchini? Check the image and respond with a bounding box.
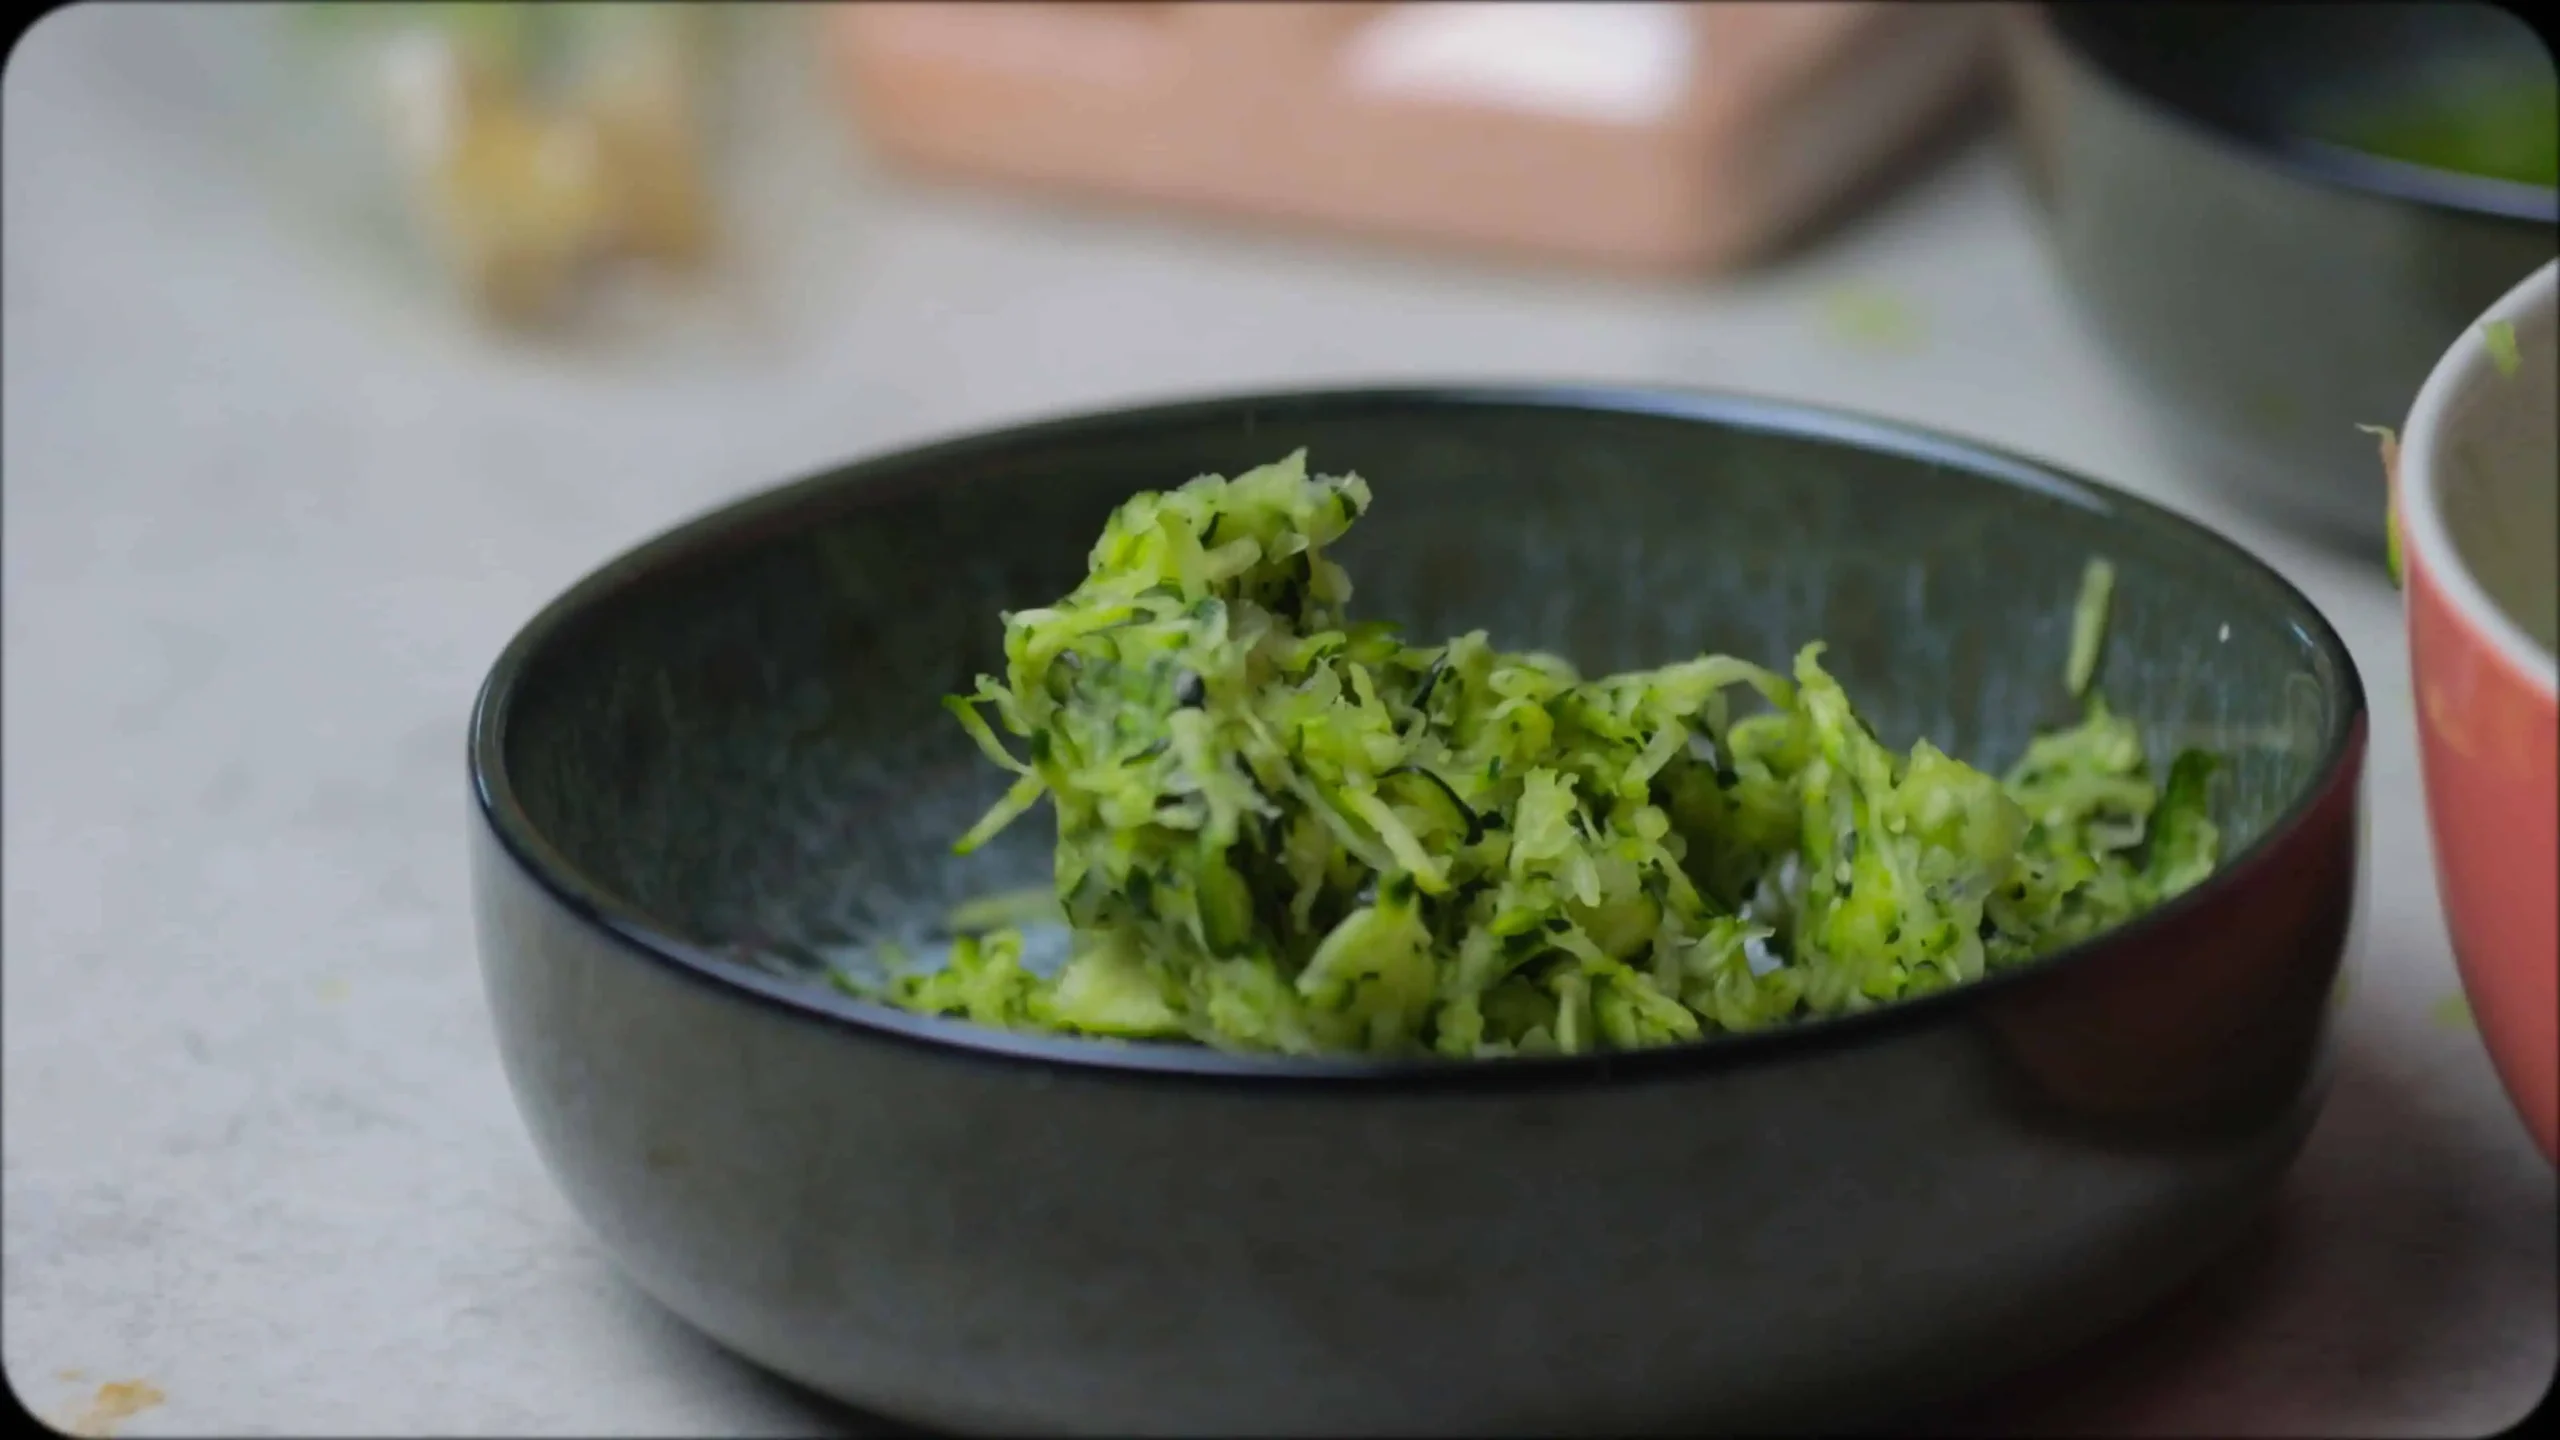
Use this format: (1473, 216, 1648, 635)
(851, 452, 2221, 1058)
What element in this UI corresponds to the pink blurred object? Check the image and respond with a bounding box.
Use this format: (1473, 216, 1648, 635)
(825, 2, 1995, 272)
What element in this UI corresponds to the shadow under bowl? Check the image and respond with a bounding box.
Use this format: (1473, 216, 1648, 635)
(2003, 1, 2558, 552)
(468, 385, 2368, 1436)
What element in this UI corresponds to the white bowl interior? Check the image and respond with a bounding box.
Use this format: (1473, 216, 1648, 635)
(2404, 261, 2559, 675)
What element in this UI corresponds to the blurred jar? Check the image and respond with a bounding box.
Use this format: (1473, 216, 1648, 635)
(286, 2, 732, 338)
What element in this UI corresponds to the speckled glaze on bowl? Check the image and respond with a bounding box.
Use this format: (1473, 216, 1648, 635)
(2004, 2, 2558, 551)
(2397, 262, 2559, 1162)
(468, 387, 2367, 1437)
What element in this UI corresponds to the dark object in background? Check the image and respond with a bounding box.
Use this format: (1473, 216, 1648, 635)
(2005, 2, 2557, 551)
(468, 386, 2365, 1437)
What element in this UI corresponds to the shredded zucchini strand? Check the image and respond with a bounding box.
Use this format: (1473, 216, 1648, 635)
(854, 452, 2222, 1057)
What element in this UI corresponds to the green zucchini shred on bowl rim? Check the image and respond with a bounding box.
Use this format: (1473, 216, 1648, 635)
(2483, 319, 2521, 379)
(837, 451, 2223, 1058)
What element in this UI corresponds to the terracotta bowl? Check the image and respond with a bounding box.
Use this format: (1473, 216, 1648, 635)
(2396, 259, 2559, 1162)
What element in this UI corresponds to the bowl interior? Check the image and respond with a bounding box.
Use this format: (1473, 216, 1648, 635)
(2433, 294, 2560, 659)
(2050, 1, 2557, 212)
(489, 393, 2354, 998)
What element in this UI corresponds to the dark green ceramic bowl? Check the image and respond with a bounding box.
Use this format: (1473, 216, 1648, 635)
(468, 387, 2367, 1436)
(2004, 2, 2558, 551)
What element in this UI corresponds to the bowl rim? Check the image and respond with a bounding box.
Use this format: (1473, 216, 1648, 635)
(2032, 3, 2560, 227)
(468, 383, 2369, 1092)
(2397, 258, 2560, 698)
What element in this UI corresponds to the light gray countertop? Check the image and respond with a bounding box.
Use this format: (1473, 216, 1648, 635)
(4, 7, 2550, 1436)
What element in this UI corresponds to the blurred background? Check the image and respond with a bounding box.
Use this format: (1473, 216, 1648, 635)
(13, 2, 2551, 560)
(4, 2, 2554, 1435)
